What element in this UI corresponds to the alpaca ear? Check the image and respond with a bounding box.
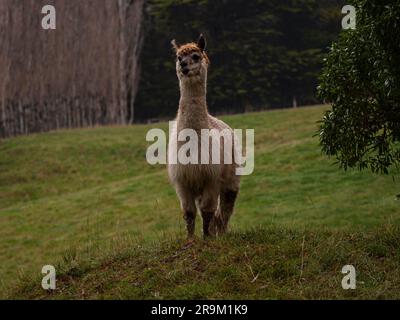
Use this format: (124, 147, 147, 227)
(171, 39, 179, 52)
(197, 34, 206, 52)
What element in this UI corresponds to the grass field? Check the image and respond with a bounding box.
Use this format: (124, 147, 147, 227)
(1, 105, 400, 299)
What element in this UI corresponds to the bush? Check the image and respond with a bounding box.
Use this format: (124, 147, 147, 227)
(318, 0, 400, 174)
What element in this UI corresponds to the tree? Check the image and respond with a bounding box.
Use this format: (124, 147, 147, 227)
(135, 0, 343, 120)
(318, 0, 400, 174)
(0, 0, 144, 138)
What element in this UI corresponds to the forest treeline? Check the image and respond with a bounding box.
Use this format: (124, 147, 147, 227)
(0, 0, 343, 138)
(135, 0, 344, 120)
(0, 0, 144, 138)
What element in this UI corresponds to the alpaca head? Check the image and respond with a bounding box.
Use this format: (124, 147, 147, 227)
(172, 34, 209, 84)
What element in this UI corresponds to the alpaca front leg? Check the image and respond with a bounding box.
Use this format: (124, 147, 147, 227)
(177, 187, 197, 239)
(184, 210, 196, 238)
(200, 190, 218, 238)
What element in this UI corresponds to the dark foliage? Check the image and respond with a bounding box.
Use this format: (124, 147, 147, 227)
(318, 0, 400, 174)
(135, 0, 343, 121)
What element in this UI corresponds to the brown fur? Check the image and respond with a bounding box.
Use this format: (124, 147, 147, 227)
(175, 43, 210, 64)
(168, 35, 240, 239)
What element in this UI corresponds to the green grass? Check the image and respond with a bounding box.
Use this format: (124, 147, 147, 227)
(10, 226, 400, 299)
(1, 105, 400, 299)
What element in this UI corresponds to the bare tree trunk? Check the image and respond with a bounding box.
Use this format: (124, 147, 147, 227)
(128, 0, 145, 124)
(0, 0, 145, 138)
(118, 0, 128, 125)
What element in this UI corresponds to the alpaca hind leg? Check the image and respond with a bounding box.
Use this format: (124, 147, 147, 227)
(218, 189, 238, 234)
(201, 211, 215, 238)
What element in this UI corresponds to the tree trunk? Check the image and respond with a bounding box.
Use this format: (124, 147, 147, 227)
(0, 0, 144, 138)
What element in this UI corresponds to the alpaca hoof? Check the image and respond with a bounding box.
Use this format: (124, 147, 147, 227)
(203, 232, 216, 240)
(183, 237, 196, 249)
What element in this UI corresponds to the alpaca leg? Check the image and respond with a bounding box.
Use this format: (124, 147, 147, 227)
(184, 209, 196, 238)
(199, 189, 218, 238)
(218, 189, 239, 234)
(177, 187, 197, 238)
(201, 211, 215, 238)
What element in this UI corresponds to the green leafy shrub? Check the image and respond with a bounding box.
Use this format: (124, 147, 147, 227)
(318, 0, 400, 174)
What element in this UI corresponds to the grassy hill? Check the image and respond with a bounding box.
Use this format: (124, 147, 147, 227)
(10, 227, 400, 299)
(1, 105, 400, 299)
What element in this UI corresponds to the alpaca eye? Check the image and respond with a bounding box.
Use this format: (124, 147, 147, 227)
(192, 54, 200, 61)
(178, 56, 183, 62)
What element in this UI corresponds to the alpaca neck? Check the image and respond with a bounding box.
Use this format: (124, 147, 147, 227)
(179, 77, 207, 102)
(178, 75, 209, 128)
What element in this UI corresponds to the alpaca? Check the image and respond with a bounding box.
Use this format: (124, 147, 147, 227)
(167, 34, 240, 239)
